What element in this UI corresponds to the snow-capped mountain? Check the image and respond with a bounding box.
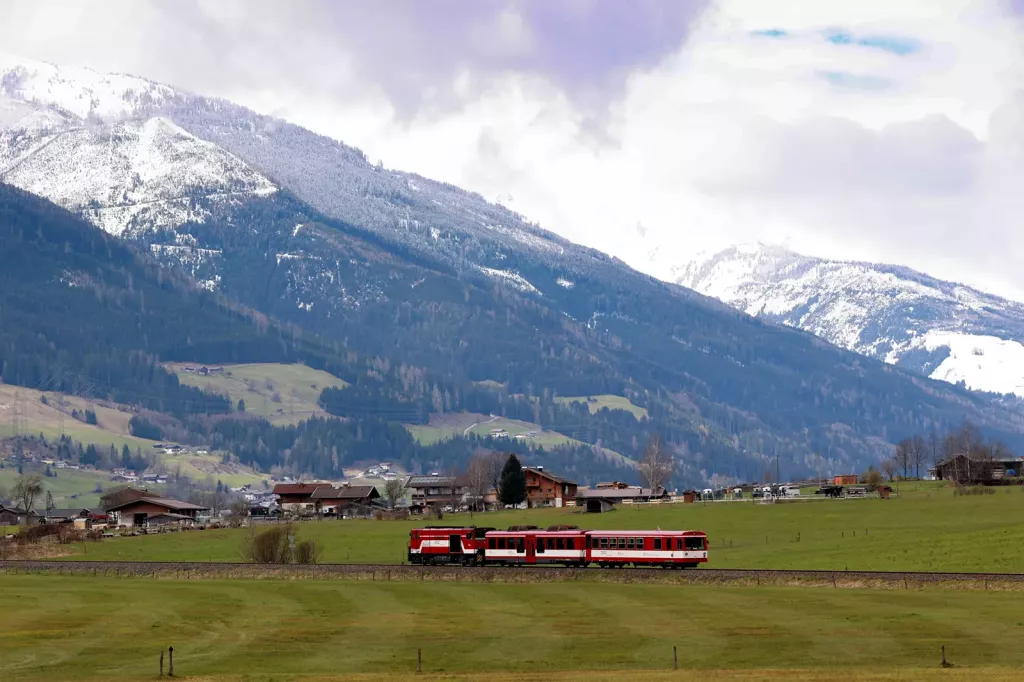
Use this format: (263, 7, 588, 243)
(6, 55, 1024, 481)
(676, 244, 1024, 398)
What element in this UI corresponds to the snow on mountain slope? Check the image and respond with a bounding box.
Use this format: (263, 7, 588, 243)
(0, 109, 276, 236)
(676, 244, 1024, 397)
(0, 55, 179, 120)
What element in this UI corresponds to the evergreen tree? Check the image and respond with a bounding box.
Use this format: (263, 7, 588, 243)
(121, 444, 131, 469)
(237, 399, 246, 413)
(499, 454, 526, 507)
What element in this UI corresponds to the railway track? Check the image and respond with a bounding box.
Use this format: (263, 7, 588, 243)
(2, 560, 1024, 590)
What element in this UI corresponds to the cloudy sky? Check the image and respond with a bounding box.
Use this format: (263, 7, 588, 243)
(2, 0, 1024, 297)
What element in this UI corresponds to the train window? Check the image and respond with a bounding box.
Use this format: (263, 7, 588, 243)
(517, 539, 525, 553)
(626, 538, 634, 549)
(537, 539, 545, 554)
(685, 536, 705, 551)
(599, 537, 607, 549)
(676, 538, 683, 551)
(556, 538, 564, 550)
(618, 538, 626, 550)
(654, 538, 662, 551)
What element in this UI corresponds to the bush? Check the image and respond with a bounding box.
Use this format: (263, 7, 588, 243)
(294, 539, 322, 565)
(243, 523, 294, 564)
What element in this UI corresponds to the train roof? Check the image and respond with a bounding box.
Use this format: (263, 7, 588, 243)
(487, 529, 586, 536)
(584, 530, 706, 536)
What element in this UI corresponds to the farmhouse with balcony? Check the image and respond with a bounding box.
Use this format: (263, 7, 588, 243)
(272, 483, 325, 512)
(405, 474, 466, 511)
(523, 467, 577, 508)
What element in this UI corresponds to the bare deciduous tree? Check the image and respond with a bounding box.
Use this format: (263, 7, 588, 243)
(13, 475, 44, 522)
(485, 451, 506, 504)
(383, 478, 406, 509)
(637, 434, 673, 494)
(880, 458, 896, 482)
(465, 450, 493, 515)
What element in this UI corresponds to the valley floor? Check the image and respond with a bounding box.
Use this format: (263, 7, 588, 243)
(56, 483, 1024, 572)
(1, 576, 1022, 681)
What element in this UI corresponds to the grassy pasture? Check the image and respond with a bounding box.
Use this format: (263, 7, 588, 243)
(0, 467, 108, 508)
(57, 482, 1024, 572)
(165, 362, 347, 425)
(1, 575, 1023, 681)
(555, 394, 649, 420)
(0, 382, 158, 452)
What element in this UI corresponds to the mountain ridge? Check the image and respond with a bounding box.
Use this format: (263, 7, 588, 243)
(677, 243, 1024, 398)
(4, 56, 1024, 483)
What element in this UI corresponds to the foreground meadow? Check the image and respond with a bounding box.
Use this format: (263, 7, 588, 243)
(2, 575, 1023, 681)
(60, 483, 1024, 572)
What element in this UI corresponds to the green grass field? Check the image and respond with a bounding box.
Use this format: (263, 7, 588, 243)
(158, 451, 268, 489)
(55, 482, 1024, 572)
(166, 362, 348, 425)
(0, 466, 108, 508)
(1, 575, 1023, 681)
(555, 394, 649, 420)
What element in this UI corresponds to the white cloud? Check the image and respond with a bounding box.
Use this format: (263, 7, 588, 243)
(1, 0, 1023, 299)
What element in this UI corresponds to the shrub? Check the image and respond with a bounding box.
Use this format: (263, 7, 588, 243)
(244, 523, 294, 564)
(294, 539, 322, 565)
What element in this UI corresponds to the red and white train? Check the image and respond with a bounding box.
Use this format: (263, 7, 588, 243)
(408, 525, 709, 569)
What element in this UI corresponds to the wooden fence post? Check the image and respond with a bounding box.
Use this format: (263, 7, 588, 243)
(160, 650, 164, 677)
(168, 646, 174, 677)
(417, 648, 422, 673)
(673, 645, 678, 670)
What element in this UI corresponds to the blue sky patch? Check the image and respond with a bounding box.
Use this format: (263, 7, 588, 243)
(817, 70, 892, 90)
(825, 29, 921, 55)
(751, 28, 788, 38)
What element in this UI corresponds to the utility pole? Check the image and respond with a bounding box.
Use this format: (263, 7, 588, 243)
(776, 454, 780, 485)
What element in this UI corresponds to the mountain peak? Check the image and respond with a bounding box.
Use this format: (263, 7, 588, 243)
(0, 54, 178, 121)
(676, 243, 1024, 397)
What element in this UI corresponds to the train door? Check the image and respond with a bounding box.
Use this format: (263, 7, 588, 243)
(525, 535, 536, 564)
(449, 533, 463, 556)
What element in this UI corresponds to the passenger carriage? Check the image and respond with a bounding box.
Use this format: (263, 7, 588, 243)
(585, 530, 708, 569)
(484, 526, 587, 567)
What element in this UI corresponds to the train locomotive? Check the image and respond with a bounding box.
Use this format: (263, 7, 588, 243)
(408, 525, 708, 568)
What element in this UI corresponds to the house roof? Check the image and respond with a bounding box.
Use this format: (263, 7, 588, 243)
(310, 485, 380, 500)
(44, 508, 91, 518)
(0, 503, 36, 515)
(272, 483, 324, 496)
(406, 475, 457, 487)
(576, 487, 657, 500)
(523, 468, 577, 485)
(106, 496, 209, 512)
(147, 513, 195, 521)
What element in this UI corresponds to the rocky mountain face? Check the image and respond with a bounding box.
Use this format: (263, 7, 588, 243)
(676, 244, 1024, 398)
(4, 56, 1024, 484)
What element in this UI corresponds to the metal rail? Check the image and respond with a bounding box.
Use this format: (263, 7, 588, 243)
(2, 559, 1024, 584)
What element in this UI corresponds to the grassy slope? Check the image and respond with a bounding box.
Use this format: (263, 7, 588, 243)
(59, 483, 1024, 572)
(166, 362, 347, 425)
(157, 452, 268, 489)
(0, 382, 158, 452)
(555, 394, 649, 420)
(1, 575, 1023, 681)
(0, 466, 108, 508)
(405, 412, 632, 467)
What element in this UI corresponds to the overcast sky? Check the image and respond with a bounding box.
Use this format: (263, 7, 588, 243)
(2, 0, 1024, 298)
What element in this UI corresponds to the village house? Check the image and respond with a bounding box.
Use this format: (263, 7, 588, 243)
(0, 503, 41, 526)
(106, 495, 209, 529)
(523, 467, 577, 508)
(931, 454, 1024, 485)
(833, 474, 859, 485)
(310, 484, 381, 517)
(271, 483, 325, 512)
(575, 482, 668, 513)
(405, 474, 466, 510)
